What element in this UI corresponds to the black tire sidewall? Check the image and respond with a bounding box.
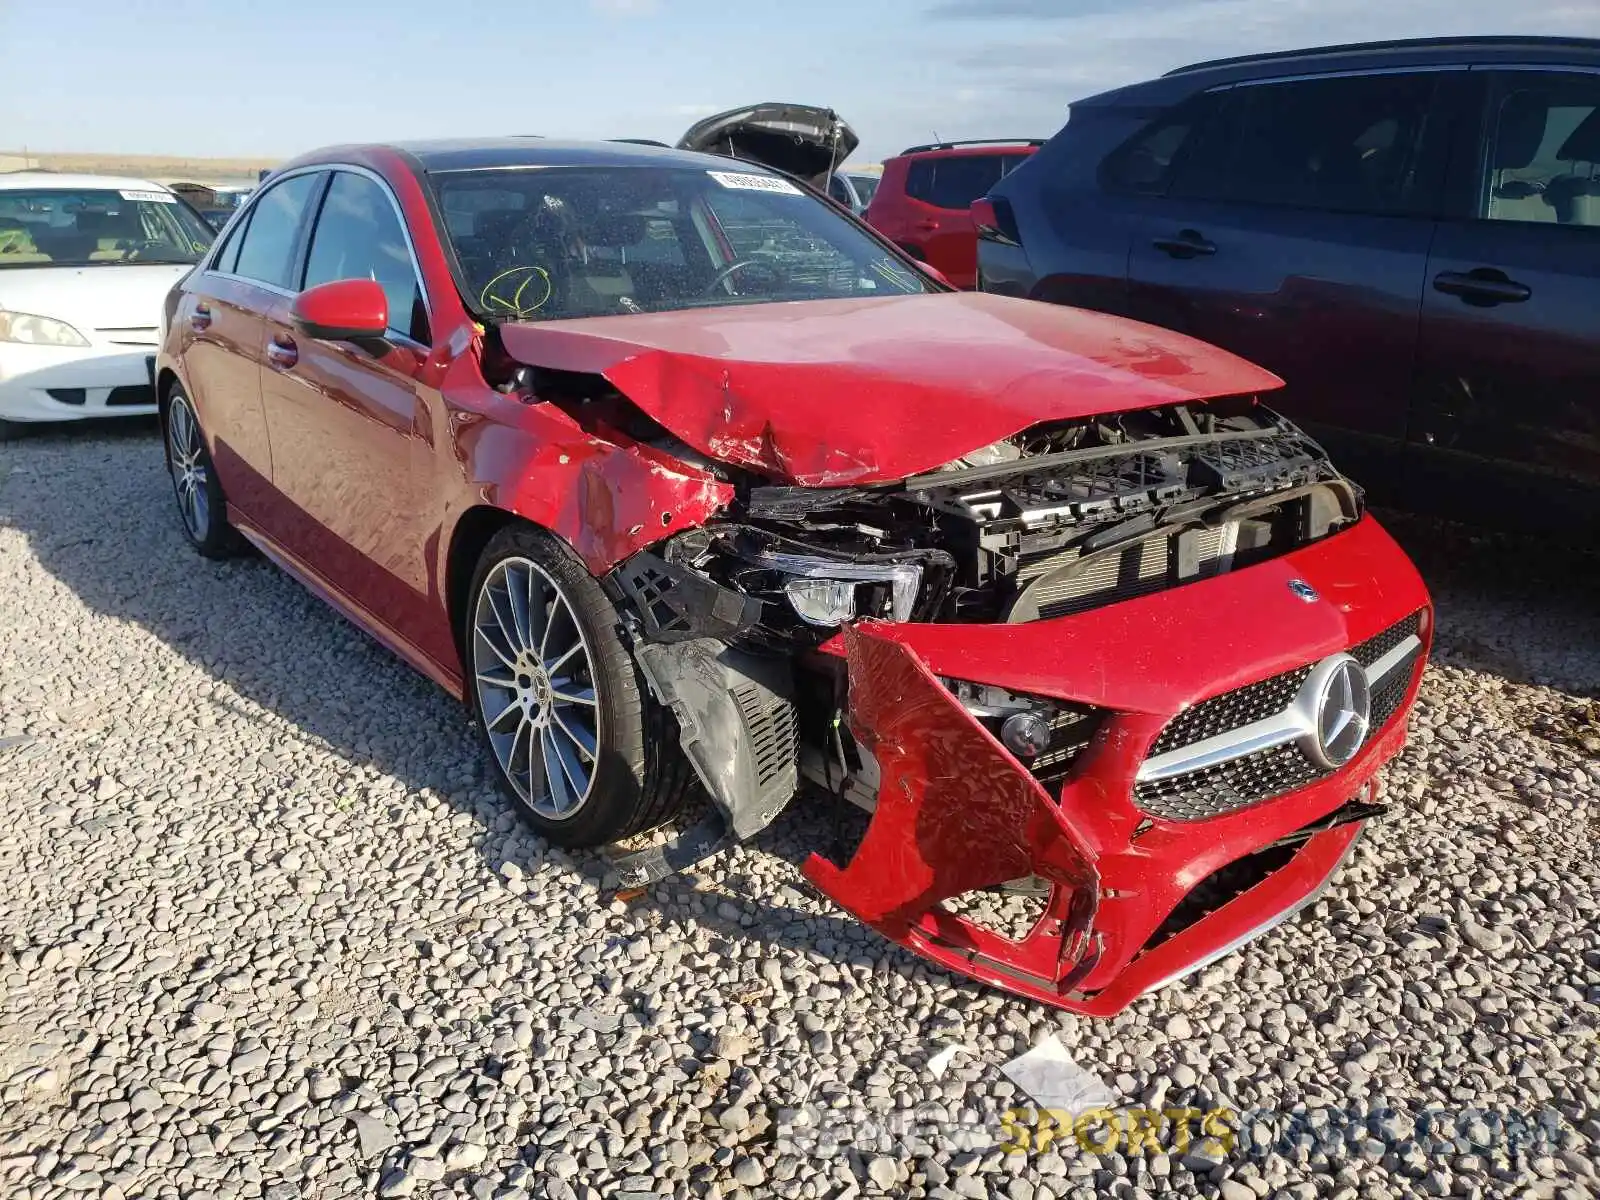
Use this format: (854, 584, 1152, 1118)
(465, 524, 654, 848)
(164, 386, 238, 560)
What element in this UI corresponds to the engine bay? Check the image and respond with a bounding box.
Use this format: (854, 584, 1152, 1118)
(604, 393, 1362, 646)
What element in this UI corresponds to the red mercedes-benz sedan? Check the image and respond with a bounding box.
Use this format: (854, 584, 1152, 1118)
(155, 138, 1431, 1015)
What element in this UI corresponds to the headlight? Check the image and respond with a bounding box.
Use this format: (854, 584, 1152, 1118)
(0, 310, 90, 347)
(754, 550, 922, 627)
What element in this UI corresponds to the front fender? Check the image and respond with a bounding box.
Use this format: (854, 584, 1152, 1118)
(443, 378, 734, 577)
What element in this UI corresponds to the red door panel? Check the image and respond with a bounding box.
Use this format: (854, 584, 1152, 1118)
(915, 203, 977, 287)
(258, 300, 447, 666)
(175, 275, 276, 522)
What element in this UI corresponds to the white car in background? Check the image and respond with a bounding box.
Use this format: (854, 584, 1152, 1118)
(0, 173, 215, 437)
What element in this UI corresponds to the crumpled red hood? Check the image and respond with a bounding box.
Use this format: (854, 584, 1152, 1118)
(499, 292, 1284, 486)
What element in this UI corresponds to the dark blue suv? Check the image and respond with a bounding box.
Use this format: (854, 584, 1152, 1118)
(977, 37, 1600, 533)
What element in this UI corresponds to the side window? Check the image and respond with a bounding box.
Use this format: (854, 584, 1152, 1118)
(1480, 73, 1600, 228)
(232, 173, 322, 289)
(905, 155, 1007, 210)
(904, 160, 938, 205)
(1101, 96, 1222, 195)
(211, 215, 246, 274)
(1174, 73, 1441, 217)
(303, 172, 430, 344)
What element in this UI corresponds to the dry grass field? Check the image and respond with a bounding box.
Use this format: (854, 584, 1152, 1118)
(0, 150, 277, 183)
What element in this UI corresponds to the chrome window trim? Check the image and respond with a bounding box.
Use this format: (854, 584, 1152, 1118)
(1205, 63, 1470, 93)
(203, 162, 434, 347)
(1202, 61, 1600, 96)
(199, 163, 326, 282)
(205, 271, 295, 299)
(1485, 63, 1600, 76)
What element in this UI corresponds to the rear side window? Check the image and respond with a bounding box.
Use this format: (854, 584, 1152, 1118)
(1480, 72, 1600, 228)
(1101, 97, 1222, 195)
(1174, 73, 1441, 217)
(905, 154, 1021, 210)
(231, 173, 322, 289)
(303, 171, 430, 344)
(212, 218, 245, 274)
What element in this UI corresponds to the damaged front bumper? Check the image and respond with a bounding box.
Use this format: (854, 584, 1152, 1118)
(801, 516, 1431, 1015)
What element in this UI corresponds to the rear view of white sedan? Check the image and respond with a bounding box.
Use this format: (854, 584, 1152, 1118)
(0, 174, 215, 436)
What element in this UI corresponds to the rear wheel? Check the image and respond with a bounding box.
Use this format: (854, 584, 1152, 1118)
(164, 386, 243, 559)
(466, 524, 694, 846)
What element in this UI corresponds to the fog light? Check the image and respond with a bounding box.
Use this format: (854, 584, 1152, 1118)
(1001, 711, 1053, 758)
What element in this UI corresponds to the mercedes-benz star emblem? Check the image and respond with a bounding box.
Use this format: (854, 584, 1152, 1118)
(1287, 579, 1319, 603)
(1296, 653, 1372, 770)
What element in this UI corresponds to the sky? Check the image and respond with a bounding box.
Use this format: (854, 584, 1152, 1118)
(2, 0, 1596, 164)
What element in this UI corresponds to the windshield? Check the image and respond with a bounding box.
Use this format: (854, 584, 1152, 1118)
(849, 174, 881, 205)
(432, 165, 931, 322)
(0, 187, 215, 269)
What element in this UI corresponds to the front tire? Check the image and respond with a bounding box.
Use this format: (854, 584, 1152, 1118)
(466, 524, 693, 847)
(164, 386, 243, 559)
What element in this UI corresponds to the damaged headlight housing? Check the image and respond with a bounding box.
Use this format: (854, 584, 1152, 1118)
(759, 552, 922, 627)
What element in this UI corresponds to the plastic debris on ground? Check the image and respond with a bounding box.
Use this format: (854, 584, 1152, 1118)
(999, 1035, 1119, 1113)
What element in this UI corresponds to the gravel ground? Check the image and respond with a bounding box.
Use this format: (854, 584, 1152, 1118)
(0, 424, 1596, 1200)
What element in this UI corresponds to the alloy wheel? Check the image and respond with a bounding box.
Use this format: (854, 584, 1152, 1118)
(471, 556, 601, 820)
(167, 396, 211, 542)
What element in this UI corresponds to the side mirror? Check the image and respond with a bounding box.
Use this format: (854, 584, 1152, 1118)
(291, 278, 390, 352)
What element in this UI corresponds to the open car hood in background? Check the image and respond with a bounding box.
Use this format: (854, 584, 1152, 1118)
(676, 103, 859, 185)
(497, 292, 1285, 487)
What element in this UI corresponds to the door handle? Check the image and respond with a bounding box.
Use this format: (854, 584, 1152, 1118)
(1152, 230, 1217, 259)
(189, 304, 212, 332)
(913, 219, 940, 232)
(1433, 269, 1530, 307)
(265, 335, 298, 369)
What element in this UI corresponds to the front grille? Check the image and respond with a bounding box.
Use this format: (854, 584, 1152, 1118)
(1136, 742, 1324, 822)
(46, 388, 87, 406)
(1148, 664, 1312, 757)
(107, 385, 156, 407)
(1351, 611, 1422, 669)
(1134, 610, 1423, 822)
(1368, 665, 1411, 735)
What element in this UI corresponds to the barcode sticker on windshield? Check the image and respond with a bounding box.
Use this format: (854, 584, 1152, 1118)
(707, 171, 803, 195)
(119, 190, 175, 203)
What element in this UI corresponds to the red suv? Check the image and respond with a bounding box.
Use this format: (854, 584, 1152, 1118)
(865, 140, 1041, 287)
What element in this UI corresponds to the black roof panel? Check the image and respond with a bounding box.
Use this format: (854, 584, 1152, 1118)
(391, 137, 750, 174)
(1166, 35, 1600, 77)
